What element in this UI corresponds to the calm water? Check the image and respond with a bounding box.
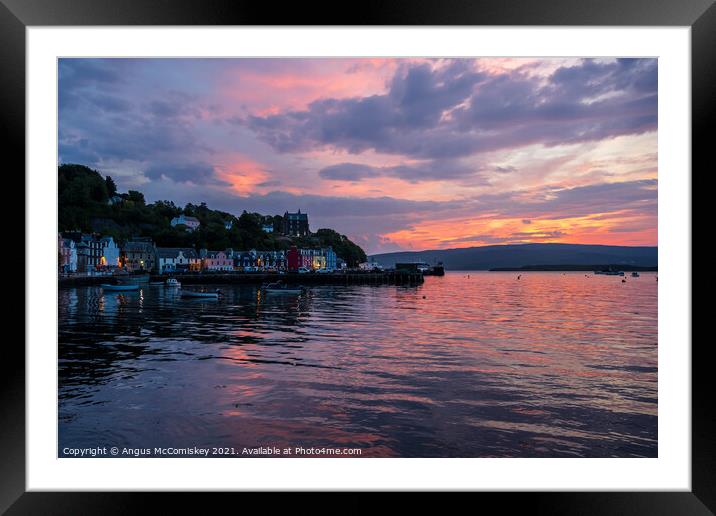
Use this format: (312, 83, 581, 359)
(58, 271, 657, 457)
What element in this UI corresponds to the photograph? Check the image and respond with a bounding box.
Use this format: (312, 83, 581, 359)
(56, 56, 659, 459)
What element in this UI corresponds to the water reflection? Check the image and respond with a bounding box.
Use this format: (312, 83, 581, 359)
(59, 272, 657, 457)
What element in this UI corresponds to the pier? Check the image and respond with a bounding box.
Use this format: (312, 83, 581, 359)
(58, 270, 424, 287)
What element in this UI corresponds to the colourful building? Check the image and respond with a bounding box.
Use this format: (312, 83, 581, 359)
(58, 234, 77, 273)
(121, 239, 157, 272)
(156, 248, 201, 273)
(286, 246, 301, 271)
(201, 249, 234, 271)
(283, 210, 309, 237)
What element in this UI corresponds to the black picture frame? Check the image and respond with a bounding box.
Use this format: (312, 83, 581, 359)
(3, 0, 709, 511)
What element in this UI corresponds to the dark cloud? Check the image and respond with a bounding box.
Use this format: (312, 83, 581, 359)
(523, 179, 657, 220)
(58, 59, 216, 183)
(319, 163, 381, 181)
(246, 58, 657, 165)
(144, 162, 230, 186)
(318, 160, 481, 183)
(59, 59, 126, 113)
(443, 230, 569, 245)
(255, 179, 282, 188)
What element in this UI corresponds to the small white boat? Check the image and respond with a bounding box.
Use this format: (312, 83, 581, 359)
(262, 282, 304, 295)
(181, 290, 220, 299)
(101, 283, 140, 291)
(165, 278, 182, 287)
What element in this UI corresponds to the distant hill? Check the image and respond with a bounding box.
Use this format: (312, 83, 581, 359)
(369, 243, 658, 270)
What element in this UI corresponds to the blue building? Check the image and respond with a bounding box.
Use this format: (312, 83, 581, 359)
(322, 247, 337, 270)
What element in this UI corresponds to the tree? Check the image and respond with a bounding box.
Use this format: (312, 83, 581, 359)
(127, 190, 145, 205)
(314, 228, 367, 266)
(58, 164, 110, 230)
(105, 176, 117, 197)
(58, 164, 368, 261)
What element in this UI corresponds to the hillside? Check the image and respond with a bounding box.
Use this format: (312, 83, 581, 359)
(58, 164, 367, 265)
(370, 243, 657, 270)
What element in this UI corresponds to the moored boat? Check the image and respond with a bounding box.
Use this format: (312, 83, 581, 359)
(631, 272, 640, 277)
(101, 283, 140, 291)
(165, 278, 181, 288)
(423, 262, 445, 276)
(181, 290, 220, 298)
(262, 281, 304, 295)
(116, 272, 150, 284)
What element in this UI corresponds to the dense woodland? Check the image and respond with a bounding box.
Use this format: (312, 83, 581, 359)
(58, 164, 367, 266)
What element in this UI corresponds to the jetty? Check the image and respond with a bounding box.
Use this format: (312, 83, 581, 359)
(59, 270, 424, 287)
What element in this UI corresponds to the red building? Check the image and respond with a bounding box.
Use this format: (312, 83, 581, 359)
(286, 246, 300, 272)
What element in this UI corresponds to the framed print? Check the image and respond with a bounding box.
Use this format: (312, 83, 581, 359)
(4, 0, 711, 511)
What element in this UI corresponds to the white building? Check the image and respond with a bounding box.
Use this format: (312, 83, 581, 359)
(359, 261, 383, 271)
(99, 236, 120, 269)
(58, 234, 77, 273)
(156, 248, 201, 274)
(170, 214, 201, 231)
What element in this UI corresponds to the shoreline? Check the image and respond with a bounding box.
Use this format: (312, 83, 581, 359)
(488, 265, 658, 272)
(58, 270, 425, 288)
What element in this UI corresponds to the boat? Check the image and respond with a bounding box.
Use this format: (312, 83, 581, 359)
(149, 281, 164, 286)
(631, 272, 640, 277)
(262, 282, 304, 295)
(594, 270, 624, 276)
(423, 262, 445, 276)
(116, 272, 150, 284)
(181, 290, 220, 299)
(165, 278, 181, 287)
(101, 283, 140, 291)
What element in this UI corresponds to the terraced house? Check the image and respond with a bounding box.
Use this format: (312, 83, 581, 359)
(121, 238, 157, 272)
(200, 249, 234, 271)
(155, 247, 201, 274)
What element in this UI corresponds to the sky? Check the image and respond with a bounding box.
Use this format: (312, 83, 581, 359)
(58, 57, 657, 255)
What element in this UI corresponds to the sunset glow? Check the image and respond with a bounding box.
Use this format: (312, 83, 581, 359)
(58, 57, 657, 254)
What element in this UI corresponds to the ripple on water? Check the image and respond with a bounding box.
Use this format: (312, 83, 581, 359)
(58, 272, 657, 457)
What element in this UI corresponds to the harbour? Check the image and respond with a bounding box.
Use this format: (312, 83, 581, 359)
(58, 270, 425, 288)
(58, 271, 657, 458)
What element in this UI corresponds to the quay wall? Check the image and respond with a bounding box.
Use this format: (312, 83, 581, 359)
(58, 271, 424, 287)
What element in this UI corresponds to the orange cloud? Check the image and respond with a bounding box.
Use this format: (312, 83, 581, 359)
(383, 212, 657, 251)
(215, 155, 272, 195)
